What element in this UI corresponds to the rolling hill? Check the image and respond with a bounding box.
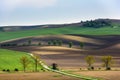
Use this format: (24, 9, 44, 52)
(0, 49, 36, 71)
(0, 19, 120, 32)
(0, 19, 120, 70)
(0, 19, 120, 42)
(0, 19, 120, 80)
(1, 35, 120, 68)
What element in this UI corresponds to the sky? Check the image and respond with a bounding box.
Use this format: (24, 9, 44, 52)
(0, 0, 120, 26)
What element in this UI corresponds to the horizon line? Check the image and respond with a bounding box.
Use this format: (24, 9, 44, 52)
(0, 18, 120, 27)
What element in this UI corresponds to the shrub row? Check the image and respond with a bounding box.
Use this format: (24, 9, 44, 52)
(2, 68, 19, 72)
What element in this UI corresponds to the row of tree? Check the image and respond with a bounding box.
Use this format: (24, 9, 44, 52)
(48, 40, 62, 46)
(82, 19, 111, 28)
(48, 40, 84, 49)
(20, 55, 43, 72)
(0, 43, 17, 47)
(85, 55, 113, 70)
(68, 41, 84, 48)
(20, 55, 113, 72)
(0, 40, 84, 49)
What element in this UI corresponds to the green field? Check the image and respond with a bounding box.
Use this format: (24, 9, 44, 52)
(0, 26, 120, 42)
(0, 49, 41, 71)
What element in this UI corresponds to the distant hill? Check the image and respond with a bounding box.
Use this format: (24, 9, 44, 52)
(0, 23, 80, 32)
(0, 19, 120, 32)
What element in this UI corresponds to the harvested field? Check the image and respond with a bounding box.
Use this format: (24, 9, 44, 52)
(7, 46, 120, 69)
(0, 72, 81, 80)
(74, 71, 120, 80)
(0, 70, 119, 80)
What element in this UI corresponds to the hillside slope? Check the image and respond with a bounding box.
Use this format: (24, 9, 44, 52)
(0, 19, 120, 32)
(1, 35, 120, 50)
(0, 35, 120, 68)
(0, 49, 34, 70)
(0, 26, 120, 42)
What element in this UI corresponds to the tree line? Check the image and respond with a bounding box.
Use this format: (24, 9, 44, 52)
(2, 54, 114, 72)
(20, 55, 113, 72)
(81, 19, 111, 28)
(85, 55, 113, 70)
(0, 39, 84, 49)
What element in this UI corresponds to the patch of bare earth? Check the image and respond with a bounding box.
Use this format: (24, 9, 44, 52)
(0, 72, 81, 80)
(7, 46, 120, 68)
(74, 71, 120, 80)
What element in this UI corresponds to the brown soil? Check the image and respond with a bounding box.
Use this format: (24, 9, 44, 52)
(7, 46, 120, 68)
(74, 71, 120, 80)
(0, 72, 81, 80)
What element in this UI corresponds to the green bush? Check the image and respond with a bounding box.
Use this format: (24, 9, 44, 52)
(2, 69, 6, 72)
(6, 69, 10, 72)
(14, 68, 19, 72)
(69, 42, 73, 48)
